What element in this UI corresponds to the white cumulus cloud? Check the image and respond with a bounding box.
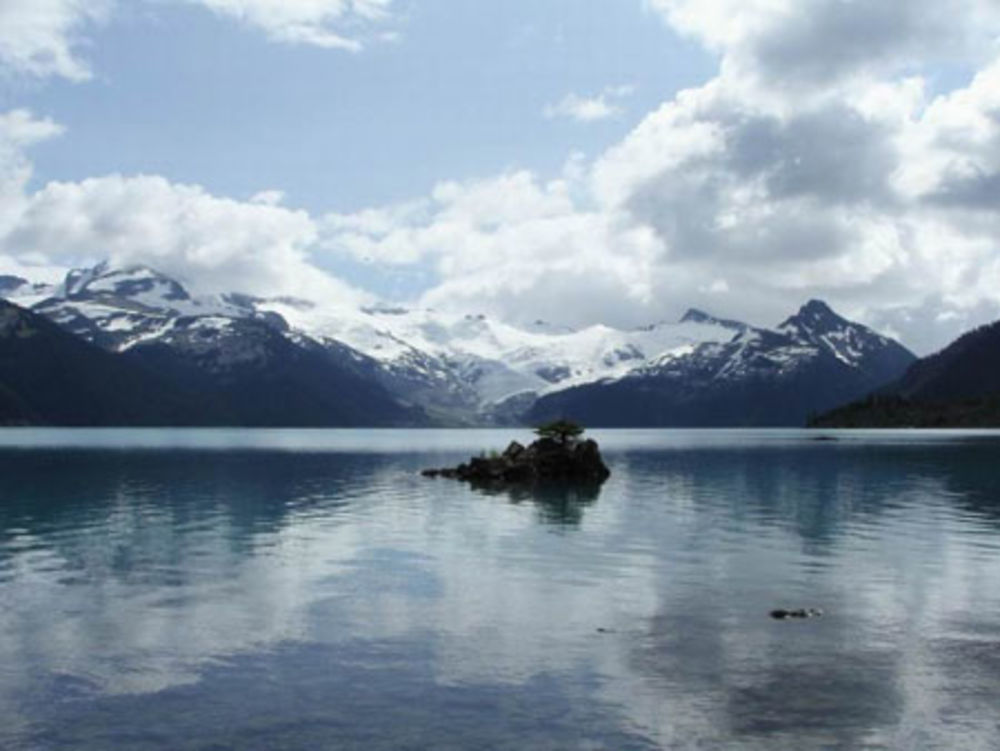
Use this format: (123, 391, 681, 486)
(544, 85, 635, 123)
(0, 115, 366, 303)
(646, 0, 1000, 88)
(184, 0, 398, 51)
(0, 110, 67, 280)
(323, 168, 668, 327)
(0, 110, 64, 236)
(0, 0, 111, 81)
(319, 1, 1000, 354)
(3, 173, 364, 301)
(0, 0, 399, 81)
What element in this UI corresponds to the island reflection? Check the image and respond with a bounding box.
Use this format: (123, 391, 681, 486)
(465, 478, 604, 526)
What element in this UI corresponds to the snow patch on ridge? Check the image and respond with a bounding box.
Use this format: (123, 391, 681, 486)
(258, 297, 739, 405)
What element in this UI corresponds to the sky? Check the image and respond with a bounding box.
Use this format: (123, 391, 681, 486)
(1, 1, 1000, 354)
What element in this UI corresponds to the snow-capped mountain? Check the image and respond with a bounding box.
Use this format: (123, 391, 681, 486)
(256, 297, 738, 421)
(1, 263, 420, 426)
(528, 300, 916, 427)
(2, 262, 916, 426)
(26, 262, 262, 352)
(777, 299, 908, 374)
(634, 300, 910, 384)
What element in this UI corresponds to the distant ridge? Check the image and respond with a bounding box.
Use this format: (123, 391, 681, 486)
(812, 319, 1000, 427)
(0, 276, 420, 428)
(679, 308, 748, 331)
(528, 300, 916, 427)
(0, 299, 193, 426)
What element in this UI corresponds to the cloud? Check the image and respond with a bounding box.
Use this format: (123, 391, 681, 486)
(0, 110, 366, 302)
(897, 59, 1000, 211)
(322, 168, 668, 327)
(543, 85, 636, 123)
(0, 146, 366, 302)
(584, 63, 1000, 352)
(0, 0, 111, 81)
(593, 78, 904, 267)
(184, 0, 398, 51)
(560, 2, 1000, 351)
(5, 0, 1000, 356)
(0, 0, 398, 81)
(249, 189, 286, 206)
(0, 110, 65, 168)
(319, 1, 1000, 355)
(0, 110, 64, 234)
(645, 0, 1000, 89)
(325, 74, 919, 333)
(0, 110, 68, 281)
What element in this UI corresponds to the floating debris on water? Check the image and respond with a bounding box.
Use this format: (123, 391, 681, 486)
(770, 608, 824, 620)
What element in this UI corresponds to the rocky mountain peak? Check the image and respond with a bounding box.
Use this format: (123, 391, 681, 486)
(799, 298, 837, 318)
(63, 262, 193, 306)
(679, 308, 748, 331)
(779, 299, 848, 335)
(680, 308, 712, 324)
(63, 262, 105, 297)
(0, 275, 28, 297)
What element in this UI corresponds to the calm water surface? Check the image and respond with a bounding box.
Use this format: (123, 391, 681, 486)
(1, 428, 999, 750)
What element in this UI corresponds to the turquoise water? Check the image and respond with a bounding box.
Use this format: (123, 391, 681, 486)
(1, 429, 999, 749)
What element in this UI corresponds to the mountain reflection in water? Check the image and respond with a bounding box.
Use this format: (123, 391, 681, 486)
(0, 428, 998, 750)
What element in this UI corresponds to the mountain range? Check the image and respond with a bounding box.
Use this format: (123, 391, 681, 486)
(1, 262, 919, 427)
(1, 266, 418, 427)
(528, 300, 916, 426)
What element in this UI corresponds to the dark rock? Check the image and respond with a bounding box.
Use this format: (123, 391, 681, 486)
(770, 608, 824, 620)
(422, 435, 611, 487)
(503, 441, 526, 460)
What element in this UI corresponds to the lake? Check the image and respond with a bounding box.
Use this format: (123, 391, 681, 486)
(1, 428, 999, 749)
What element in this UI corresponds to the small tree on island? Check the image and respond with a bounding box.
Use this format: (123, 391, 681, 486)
(534, 418, 585, 445)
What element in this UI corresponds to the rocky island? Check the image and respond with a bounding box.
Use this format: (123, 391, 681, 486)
(422, 420, 611, 486)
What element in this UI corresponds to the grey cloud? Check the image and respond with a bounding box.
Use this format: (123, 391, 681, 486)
(744, 108, 898, 206)
(624, 101, 895, 264)
(629, 170, 852, 263)
(755, 3, 929, 79)
(918, 95, 1000, 211)
(928, 169, 1000, 210)
(865, 296, 1000, 356)
(739, 0, 984, 87)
